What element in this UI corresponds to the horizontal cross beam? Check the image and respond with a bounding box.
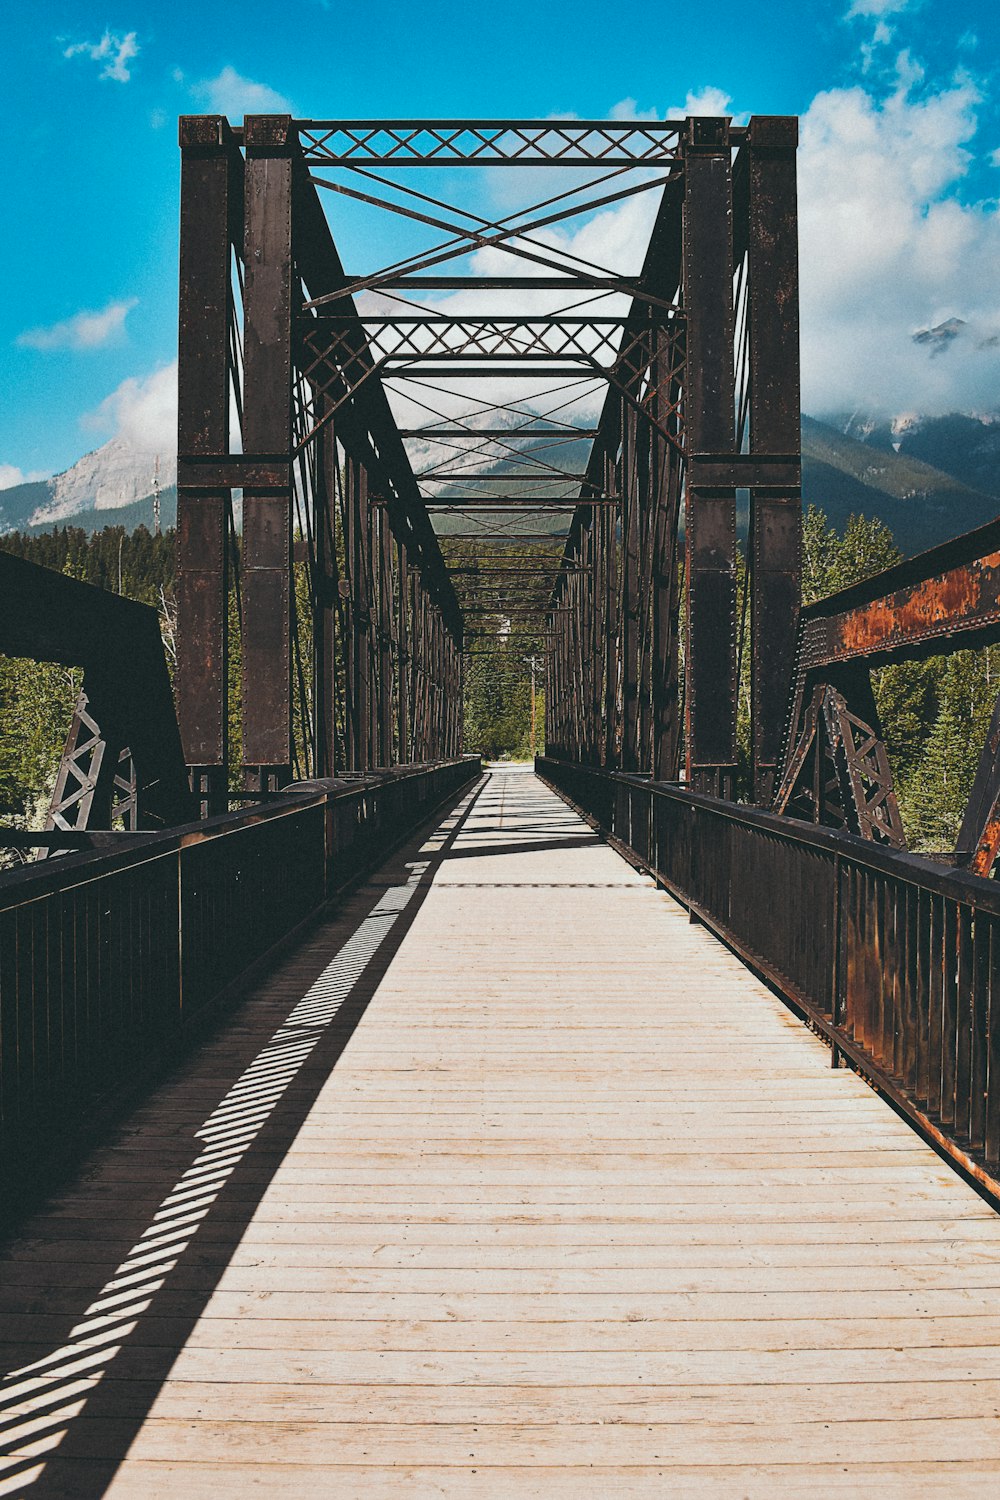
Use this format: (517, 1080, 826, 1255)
(800, 516, 1000, 670)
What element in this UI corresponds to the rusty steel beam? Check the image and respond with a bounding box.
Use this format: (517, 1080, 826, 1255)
(776, 518, 1000, 847)
(176, 115, 241, 813)
(683, 115, 737, 798)
(799, 518, 1000, 673)
(242, 114, 294, 790)
(746, 116, 802, 804)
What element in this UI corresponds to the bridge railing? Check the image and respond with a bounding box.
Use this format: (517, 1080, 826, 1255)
(0, 757, 480, 1201)
(537, 756, 1000, 1199)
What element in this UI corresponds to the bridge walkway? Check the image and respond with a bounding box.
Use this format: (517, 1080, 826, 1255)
(3, 766, 1000, 1496)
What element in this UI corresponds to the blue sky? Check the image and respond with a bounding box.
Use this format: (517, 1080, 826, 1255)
(2, 0, 1000, 484)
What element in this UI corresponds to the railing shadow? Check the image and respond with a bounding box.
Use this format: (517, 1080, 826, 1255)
(0, 774, 490, 1499)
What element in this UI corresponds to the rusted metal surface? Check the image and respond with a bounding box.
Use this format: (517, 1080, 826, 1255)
(682, 116, 737, 797)
(241, 116, 294, 787)
(538, 755, 1000, 1204)
(176, 115, 240, 813)
(799, 521, 1000, 672)
(956, 687, 1000, 875)
(773, 681, 905, 847)
(773, 517, 1000, 848)
(746, 115, 802, 803)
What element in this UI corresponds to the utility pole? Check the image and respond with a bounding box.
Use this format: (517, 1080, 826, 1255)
(523, 654, 542, 758)
(152, 455, 161, 537)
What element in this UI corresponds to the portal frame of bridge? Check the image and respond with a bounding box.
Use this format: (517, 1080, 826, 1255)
(176, 111, 803, 815)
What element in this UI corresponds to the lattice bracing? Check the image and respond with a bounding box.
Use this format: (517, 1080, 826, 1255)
(297, 119, 688, 168)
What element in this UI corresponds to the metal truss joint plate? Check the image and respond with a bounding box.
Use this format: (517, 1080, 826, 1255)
(244, 114, 295, 151)
(685, 116, 731, 152)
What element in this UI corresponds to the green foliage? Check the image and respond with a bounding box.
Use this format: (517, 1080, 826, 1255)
(892, 648, 1000, 851)
(0, 524, 175, 605)
(441, 539, 550, 761)
(0, 658, 81, 817)
(802, 506, 901, 603)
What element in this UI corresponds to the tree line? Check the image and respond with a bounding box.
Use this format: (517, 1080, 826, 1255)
(0, 514, 995, 855)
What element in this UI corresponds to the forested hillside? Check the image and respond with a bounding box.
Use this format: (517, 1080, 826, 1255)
(1, 514, 996, 856)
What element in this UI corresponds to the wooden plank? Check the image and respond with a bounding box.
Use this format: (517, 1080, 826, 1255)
(3, 766, 1000, 1494)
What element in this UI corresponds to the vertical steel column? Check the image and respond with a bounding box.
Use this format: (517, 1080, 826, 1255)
(342, 458, 359, 770)
(635, 368, 653, 771)
(313, 420, 338, 777)
(176, 116, 238, 815)
(242, 115, 293, 791)
(683, 115, 737, 797)
(592, 507, 607, 765)
(620, 400, 641, 771)
(378, 516, 394, 766)
(579, 526, 594, 763)
(651, 329, 684, 781)
(397, 541, 410, 762)
(747, 116, 802, 803)
(364, 494, 378, 766)
(411, 575, 425, 760)
(603, 450, 620, 767)
(355, 464, 371, 771)
(434, 612, 445, 758)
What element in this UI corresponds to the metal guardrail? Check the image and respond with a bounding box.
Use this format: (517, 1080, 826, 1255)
(0, 758, 481, 1197)
(537, 755, 1000, 1203)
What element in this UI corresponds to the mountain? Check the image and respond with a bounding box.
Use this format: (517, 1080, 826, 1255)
(5, 412, 1000, 559)
(0, 439, 176, 536)
(893, 414, 1000, 496)
(429, 423, 590, 541)
(801, 415, 1000, 555)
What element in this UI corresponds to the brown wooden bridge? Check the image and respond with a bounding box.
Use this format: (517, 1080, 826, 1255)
(4, 114, 1000, 1494)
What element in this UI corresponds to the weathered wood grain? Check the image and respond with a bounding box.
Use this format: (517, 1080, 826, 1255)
(2, 766, 1000, 1497)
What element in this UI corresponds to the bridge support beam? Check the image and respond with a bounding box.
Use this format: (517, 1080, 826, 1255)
(746, 116, 802, 804)
(683, 116, 737, 798)
(242, 114, 294, 792)
(176, 116, 240, 814)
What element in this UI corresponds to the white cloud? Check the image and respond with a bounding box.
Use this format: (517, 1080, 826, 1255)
(17, 298, 138, 352)
(610, 98, 659, 123)
(611, 87, 738, 122)
(797, 69, 1000, 415)
(385, 69, 1000, 437)
(670, 86, 737, 119)
(0, 463, 47, 491)
(84, 363, 178, 452)
(847, 0, 911, 16)
(192, 66, 293, 120)
(64, 31, 139, 83)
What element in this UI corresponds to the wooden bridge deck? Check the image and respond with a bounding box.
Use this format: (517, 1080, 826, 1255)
(4, 766, 1000, 1496)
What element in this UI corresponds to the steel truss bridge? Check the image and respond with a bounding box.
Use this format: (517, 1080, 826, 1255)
(3, 113, 1000, 1492)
